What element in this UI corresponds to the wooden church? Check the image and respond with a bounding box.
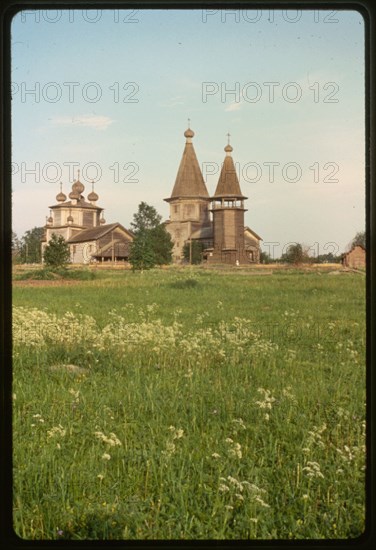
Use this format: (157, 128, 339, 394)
(164, 126, 262, 264)
(41, 173, 133, 264)
(42, 126, 261, 265)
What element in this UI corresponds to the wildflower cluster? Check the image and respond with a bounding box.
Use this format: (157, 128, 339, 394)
(47, 425, 66, 439)
(218, 476, 271, 511)
(162, 425, 184, 458)
(302, 461, 324, 479)
(302, 423, 327, 453)
(31, 413, 44, 427)
(225, 437, 242, 459)
(336, 443, 366, 466)
(94, 431, 122, 447)
(255, 388, 276, 421)
(13, 306, 278, 365)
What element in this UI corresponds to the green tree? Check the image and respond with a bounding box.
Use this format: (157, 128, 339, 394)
(129, 232, 156, 272)
(281, 243, 309, 264)
(316, 252, 341, 264)
(260, 251, 272, 264)
(20, 227, 44, 263)
(150, 224, 173, 265)
(183, 240, 205, 264)
(351, 231, 365, 249)
(43, 234, 70, 269)
(130, 202, 162, 234)
(129, 202, 173, 268)
(12, 231, 22, 264)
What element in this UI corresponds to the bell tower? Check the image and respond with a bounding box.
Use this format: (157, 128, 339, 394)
(209, 136, 249, 264)
(164, 124, 211, 262)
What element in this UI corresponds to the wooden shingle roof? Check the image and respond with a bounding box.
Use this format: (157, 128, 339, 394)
(213, 154, 246, 199)
(167, 130, 209, 200)
(67, 223, 132, 243)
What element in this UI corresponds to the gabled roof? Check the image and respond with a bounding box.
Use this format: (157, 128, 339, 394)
(244, 226, 262, 241)
(67, 223, 133, 243)
(213, 155, 246, 199)
(167, 135, 209, 200)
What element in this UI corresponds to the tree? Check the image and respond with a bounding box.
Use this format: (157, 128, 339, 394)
(316, 252, 341, 264)
(12, 232, 22, 264)
(43, 234, 70, 269)
(20, 227, 45, 263)
(351, 230, 365, 249)
(280, 243, 309, 265)
(129, 232, 156, 272)
(150, 224, 173, 265)
(183, 240, 205, 264)
(260, 251, 272, 264)
(130, 202, 162, 234)
(129, 202, 173, 269)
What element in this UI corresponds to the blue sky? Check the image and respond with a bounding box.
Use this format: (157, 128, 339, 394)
(11, 8, 365, 256)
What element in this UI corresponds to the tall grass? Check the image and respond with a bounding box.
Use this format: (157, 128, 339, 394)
(12, 268, 366, 539)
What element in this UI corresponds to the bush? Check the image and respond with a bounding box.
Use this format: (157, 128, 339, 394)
(43, 234, 70, 269)
(14, 268, 96, 281)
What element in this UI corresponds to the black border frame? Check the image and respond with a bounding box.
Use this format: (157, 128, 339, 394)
(1, 1, 374, 548)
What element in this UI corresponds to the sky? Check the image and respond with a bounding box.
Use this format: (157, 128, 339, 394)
(11, 8, 365, 257)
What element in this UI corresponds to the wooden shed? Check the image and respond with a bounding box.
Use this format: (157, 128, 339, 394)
(342, 244, 366, 269)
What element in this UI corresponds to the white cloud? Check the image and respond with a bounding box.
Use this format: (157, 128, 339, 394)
(225, 101, 242, 112)
(51, 114, 114, 130)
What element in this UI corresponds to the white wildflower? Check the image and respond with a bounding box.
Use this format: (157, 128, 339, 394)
(232, 418, 246, 430)
(227, 476, 244, 492)
(254, 496, 270, 508)
(47, 425, 66, 439)
(94, 431, 122, 447)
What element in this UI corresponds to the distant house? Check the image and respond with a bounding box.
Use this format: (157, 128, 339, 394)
(42, 175, 133, 264)
(342, 244, 366, 269)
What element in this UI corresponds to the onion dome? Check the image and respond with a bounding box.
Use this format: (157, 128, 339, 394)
(87, 181, 99, 202)
(224, 144, 233, 153)
(56, 192, 67, 202)
(72, 179, 85, 195)
(69, 170, 85, 199)
(69, 189, 80, 200)
(56, 183, 67, 202)
(88, 191, 99, 201)
(184, 118, 195, 140)
(184, 128, 194, 139)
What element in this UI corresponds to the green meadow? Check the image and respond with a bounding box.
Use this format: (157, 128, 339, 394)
(12, 267, 366, 540)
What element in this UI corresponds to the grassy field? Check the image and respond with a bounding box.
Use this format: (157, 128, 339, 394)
(12, 266, 366, 540)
